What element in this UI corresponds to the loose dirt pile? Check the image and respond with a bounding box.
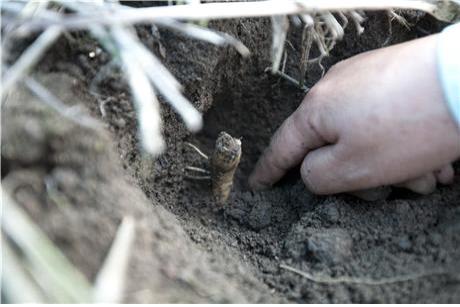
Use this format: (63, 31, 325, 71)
(2, 13, 460, 303)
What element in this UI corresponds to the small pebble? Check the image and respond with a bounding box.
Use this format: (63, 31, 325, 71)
(114, 117, 126, 128)
(248, 201, 272, 230)
(321, 203, 340, 223)
(415, 235, 427, 246)
(307, 228, 352, 265)
(397, 235, 412, 251)
(429, 232, 442, 246)
(396, 202, 411, 215)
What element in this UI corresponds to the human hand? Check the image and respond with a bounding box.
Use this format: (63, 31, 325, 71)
(249, 34, 460, 197)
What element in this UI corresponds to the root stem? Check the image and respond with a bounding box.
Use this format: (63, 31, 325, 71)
(185, 142, 209, 160)
(210, 132, 242, 205)
(280, 264, 455, 286)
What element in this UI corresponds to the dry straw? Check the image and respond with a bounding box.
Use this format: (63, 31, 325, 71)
(2, 192, 137, 303)
(2, 0, 459, 155)
(93, 216, 136, 303)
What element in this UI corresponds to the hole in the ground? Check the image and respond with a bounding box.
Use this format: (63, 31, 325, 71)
(176, 70, 313, 274)
(193, 73, 306, 193)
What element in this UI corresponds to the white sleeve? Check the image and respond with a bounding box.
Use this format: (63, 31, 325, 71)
(437, 22, 460, 127)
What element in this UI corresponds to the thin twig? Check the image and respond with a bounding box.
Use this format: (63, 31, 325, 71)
(184, 166, 211, 174)
(185, 142, 209, 160)
(389, 10, 412, 29)
(184, 175, 211, 180)
(321, 12, 344, 39)
(280, 264, 455, 286)
(271, 15, 289, 72)
(299, 24, 313, 86)
(265, 67, 310, 92)
(350, 10, 366, 34)
(338, 12, 349, 29)
(281, 50, 288, 74)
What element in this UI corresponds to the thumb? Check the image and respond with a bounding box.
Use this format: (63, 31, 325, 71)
(300, 143, 376, 195)
(300, 145, 347, 195)
(249, 100, 331, 190)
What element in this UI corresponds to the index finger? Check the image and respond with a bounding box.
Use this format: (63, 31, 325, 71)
(248, 103, 327, 190)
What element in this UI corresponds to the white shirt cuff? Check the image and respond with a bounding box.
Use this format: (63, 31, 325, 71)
(437, 22, 460, 127)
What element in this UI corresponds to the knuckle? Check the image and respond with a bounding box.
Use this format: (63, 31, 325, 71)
(262, 145, 285, 174)
(305, 105, 322, 131)
(302, 87, 332, 133)
(266, 151, 284, 172)
(299, 99, 332, 145)
(300, 158, 322, 194)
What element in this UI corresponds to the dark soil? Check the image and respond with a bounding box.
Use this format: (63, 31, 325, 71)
(2, 12, 460, 303)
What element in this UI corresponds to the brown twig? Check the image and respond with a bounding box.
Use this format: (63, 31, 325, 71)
(299, 24, 313, 86)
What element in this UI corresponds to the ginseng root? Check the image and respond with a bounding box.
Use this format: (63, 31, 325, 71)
(210, 131, 242, 205)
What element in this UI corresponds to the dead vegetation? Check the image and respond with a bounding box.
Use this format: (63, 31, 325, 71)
(3, 0, 459, 155)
